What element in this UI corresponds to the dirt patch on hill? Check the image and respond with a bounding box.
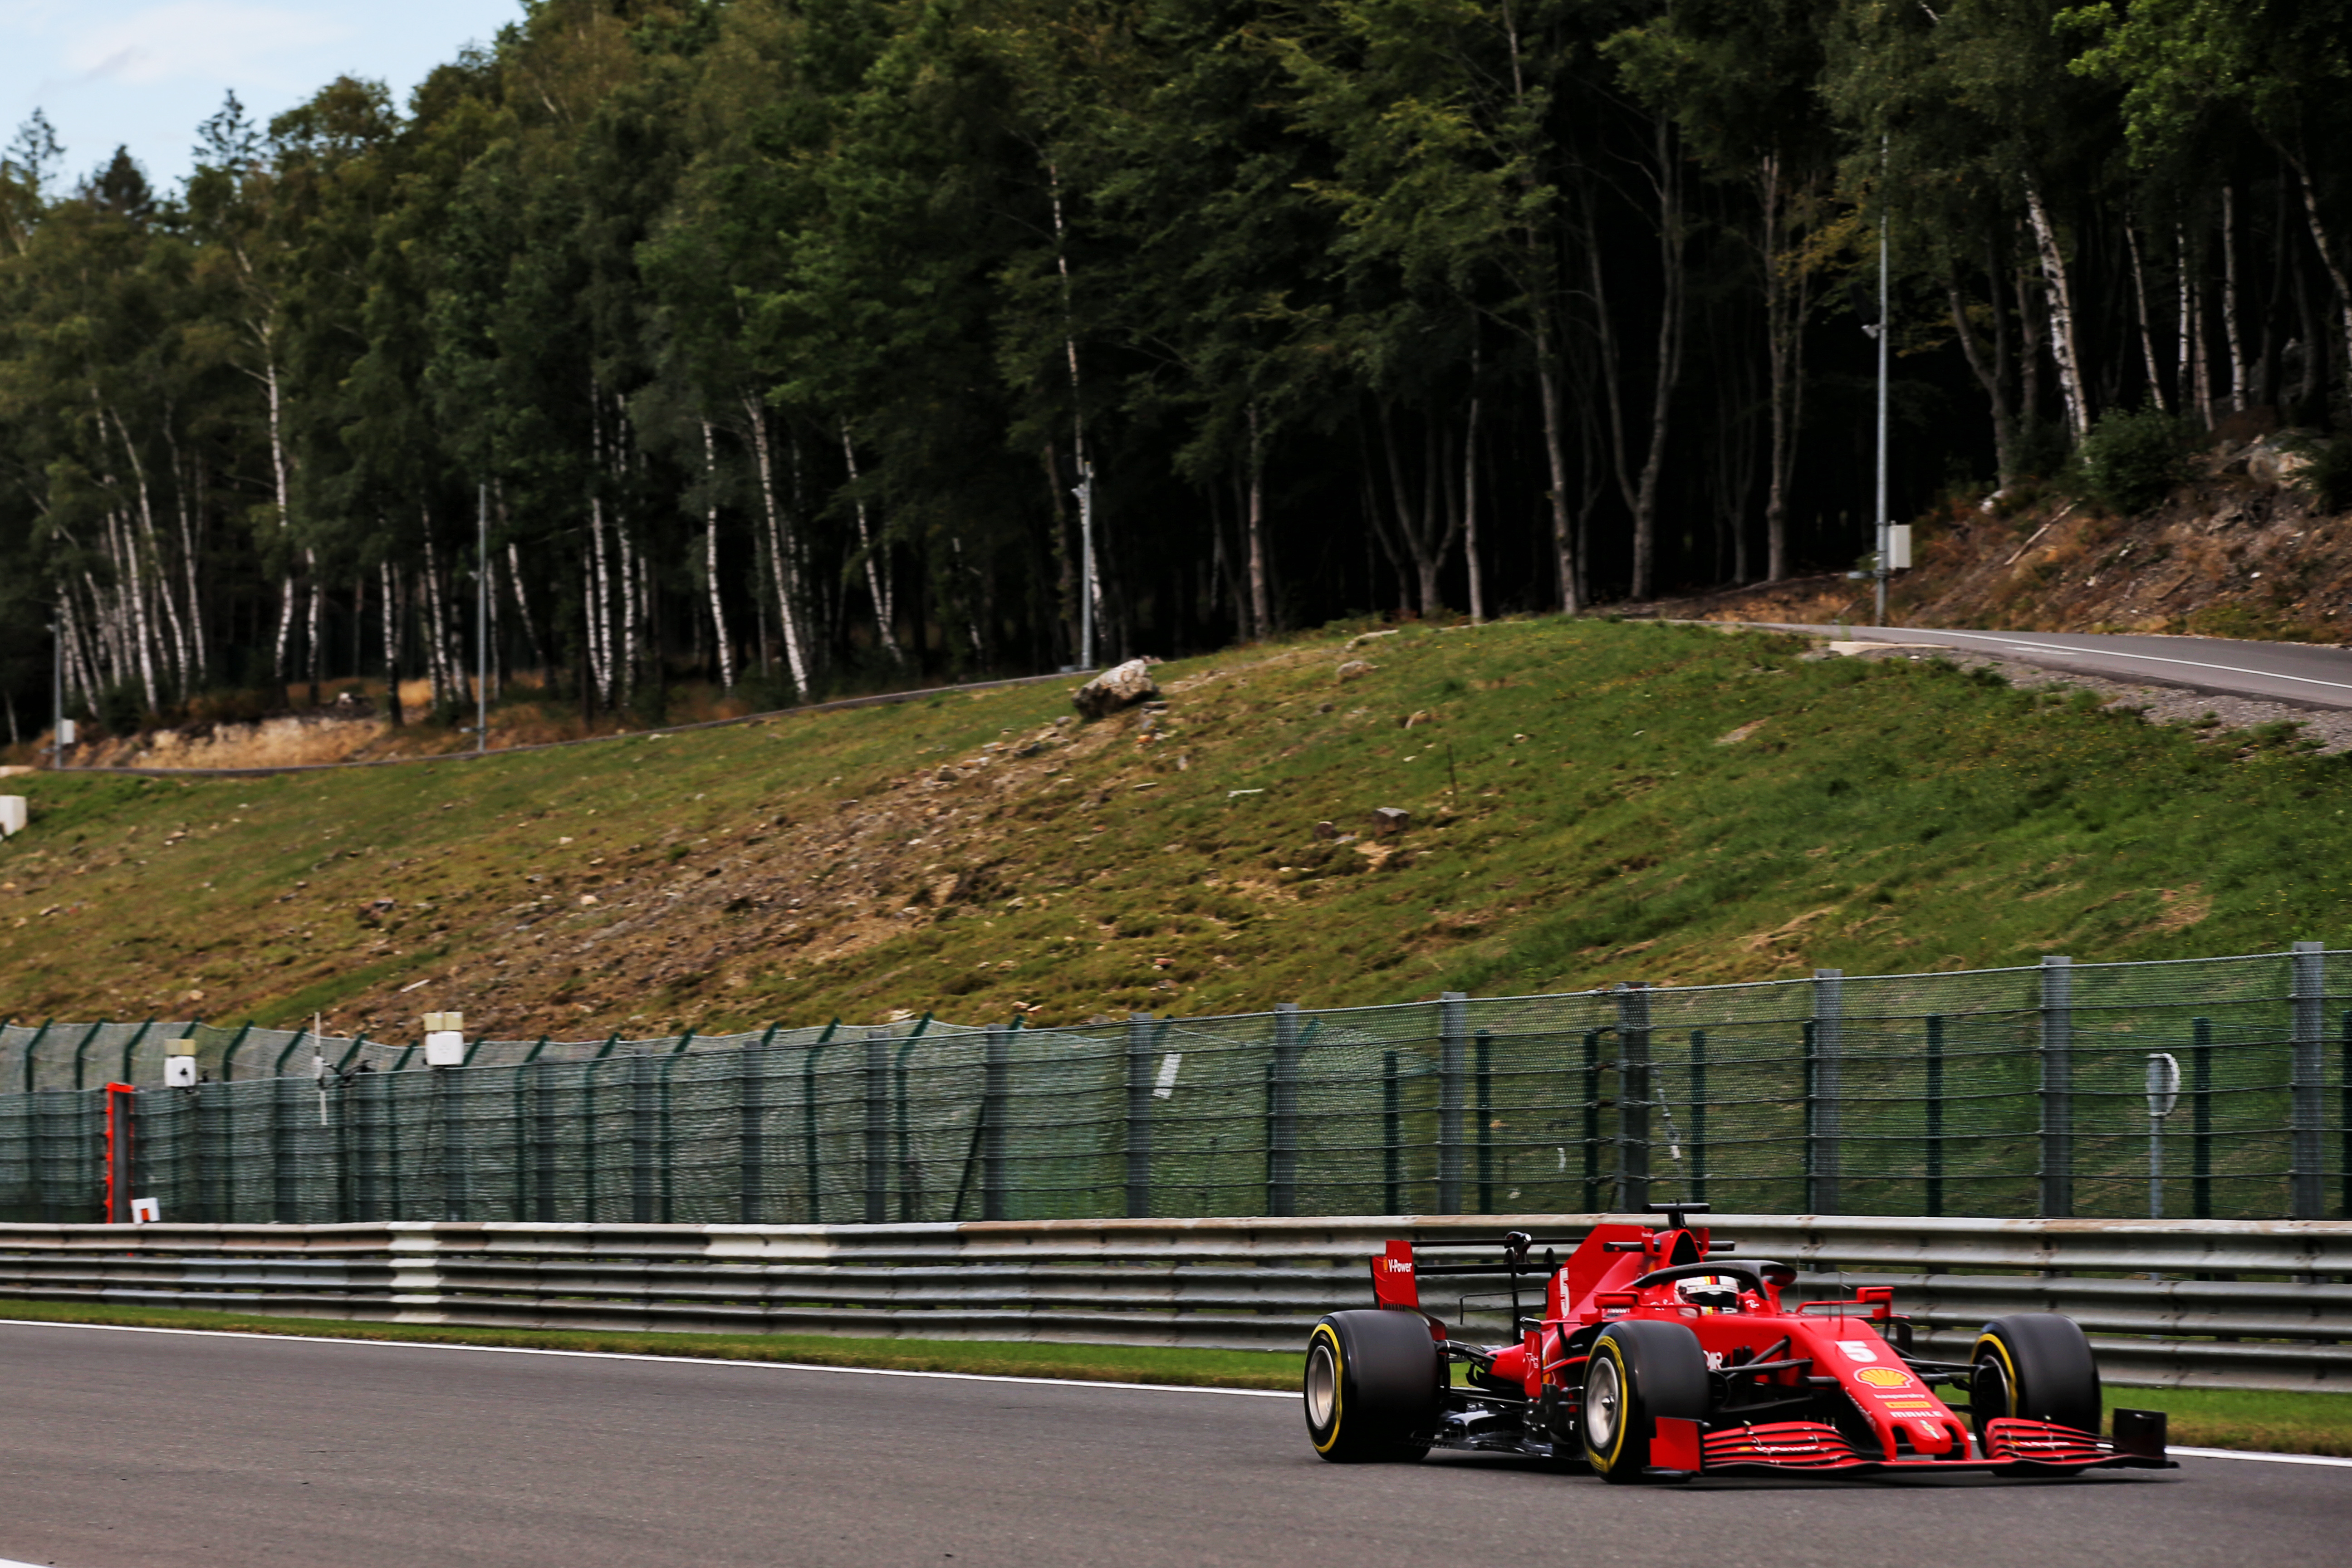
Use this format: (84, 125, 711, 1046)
(1645, 436, 2352, 646)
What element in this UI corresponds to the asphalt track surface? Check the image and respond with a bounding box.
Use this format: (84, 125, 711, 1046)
(3, 1324, 2347, 1568)
(1761, 622, 2352, 710)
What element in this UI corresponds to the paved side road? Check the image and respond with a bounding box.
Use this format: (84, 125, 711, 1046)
(1757, 623, 2352, 710)
(1, 1324, 2344, 1568)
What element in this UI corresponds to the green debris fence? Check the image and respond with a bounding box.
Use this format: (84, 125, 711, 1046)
(4, 946, 2351, 1225)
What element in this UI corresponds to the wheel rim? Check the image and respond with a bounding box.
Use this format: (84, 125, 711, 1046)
(1971, 1353, 2011, 1430)
(1584, 1354, 1622, 1452)
(1306, 1341, 1339, 1429)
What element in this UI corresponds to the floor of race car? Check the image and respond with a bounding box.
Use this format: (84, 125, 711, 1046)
(0, 1321, 2344, 1568)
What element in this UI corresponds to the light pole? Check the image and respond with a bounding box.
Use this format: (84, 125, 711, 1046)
(1872, 144, 1890, 628)
(476, 483, 488, 755)
(1073, 458, 1096, 671)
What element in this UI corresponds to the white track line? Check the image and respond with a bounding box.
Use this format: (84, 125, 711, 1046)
(1870, 628, 2352, 697)
(0, 1558, 56, 1567)
(2171, 1446, 2352, 1469)
(0, 1318, 1293, 1398)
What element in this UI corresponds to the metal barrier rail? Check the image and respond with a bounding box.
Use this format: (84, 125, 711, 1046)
(1, 1214, 2346, 1391)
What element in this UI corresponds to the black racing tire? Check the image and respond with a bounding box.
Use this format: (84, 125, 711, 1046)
(1970, 1313, 2102, 1441)
(1303, 1310, 1441, 1463)
(1580, 1318, 1709, 1484)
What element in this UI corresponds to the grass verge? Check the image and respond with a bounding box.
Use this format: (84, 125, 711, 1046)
(3, 1298, 2345, 1455)
(0, 1297, 1297, 1389)
(2108, 1386, 2352, 1458)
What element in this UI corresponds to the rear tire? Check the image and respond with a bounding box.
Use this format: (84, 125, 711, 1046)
(1303, 1310, 1440, 1463)
(1971, 1313, 2102, 1441)
(1580, 1319, 1709, 1484)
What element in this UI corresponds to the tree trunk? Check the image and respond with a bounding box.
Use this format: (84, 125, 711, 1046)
(1629, 118, 1686, 602)
(380, 559, 403, 727)
(840, 422, 903, 663)
(1462, 387, 1484, 623)
(1245, 405, 1271, 640)
(743, 395, 809, 698)
(2222, 184, 2246, 412)
(2124, 220, 2167, 414)
(1949, 270, 2016, 489)
(700, 418, 736, 693)
(2024, 181, 2089, 442)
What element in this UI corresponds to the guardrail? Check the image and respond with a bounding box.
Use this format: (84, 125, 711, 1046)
(2, 1214, 2346, 1392)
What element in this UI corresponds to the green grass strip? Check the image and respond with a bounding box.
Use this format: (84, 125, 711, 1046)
(0, 1297, 1298, 1390)
(3, 1298, 2345, 1455)
(2107, 1386, 2352, 1458)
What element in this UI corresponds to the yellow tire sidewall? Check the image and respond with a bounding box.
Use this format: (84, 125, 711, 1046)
(1585, 1335, 1637, 1476)
(1309, 1323, 1348, 1455)
(1974, 1331, 2020, 1421)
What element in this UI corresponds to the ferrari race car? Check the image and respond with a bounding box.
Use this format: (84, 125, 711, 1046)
(1303, 1203, 2176, 1481)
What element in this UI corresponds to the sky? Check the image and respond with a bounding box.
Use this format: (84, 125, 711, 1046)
(2, 0, 524, 194)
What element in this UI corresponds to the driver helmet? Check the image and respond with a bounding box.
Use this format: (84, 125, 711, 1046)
(1676, 1274, 1742, 1314)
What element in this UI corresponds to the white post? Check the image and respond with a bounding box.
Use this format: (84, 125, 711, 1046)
(2146, 1052, 2180, 1220)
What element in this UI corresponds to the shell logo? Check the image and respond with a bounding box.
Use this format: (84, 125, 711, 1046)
(1856, 1367, 1912, 1388)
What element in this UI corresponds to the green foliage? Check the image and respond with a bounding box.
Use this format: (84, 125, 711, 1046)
(2288, 433, 2352, 513)
(2075, 405, 2191, 515)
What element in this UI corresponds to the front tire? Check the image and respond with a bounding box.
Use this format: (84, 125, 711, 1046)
(1581, 1319, 1709, 1484)
(1303, 1310, 1440, 1463)
(1971, 1313, 2102, 1441)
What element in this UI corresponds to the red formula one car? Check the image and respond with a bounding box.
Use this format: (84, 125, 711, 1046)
(1303, 1203, 2174, 1481)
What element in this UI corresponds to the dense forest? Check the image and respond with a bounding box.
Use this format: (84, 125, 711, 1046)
(1, 0, 2347, 738)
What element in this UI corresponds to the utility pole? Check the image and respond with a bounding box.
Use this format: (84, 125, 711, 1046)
(1873, 138, 1891, 627)
(476, 483, 488, 755)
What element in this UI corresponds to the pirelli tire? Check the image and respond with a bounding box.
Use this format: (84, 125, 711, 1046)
(1303, 1310, 1441, 1463)
(1970, 1313, 2102, 1442)
(1580, 1318, 1710, 1484)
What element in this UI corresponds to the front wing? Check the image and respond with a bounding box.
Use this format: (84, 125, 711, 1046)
(1695, 1418, 2176, 1476)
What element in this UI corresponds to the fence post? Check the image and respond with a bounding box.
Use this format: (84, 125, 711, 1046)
(2191, 1016, 2213, 1219)
(2039, 956, 2073, 1218)
(116, 1020, 153, 1085)
(1616, 985, 1652, 1212)
(2290, 941, 2326, 1220)
(1475, 1029, 1494, 1213)
(69, 1021, 105, 1093)
(803, 1022, 836, 1224)
(1809, 969, 1842, 1215)
(630, 1050, 657, 1224)
(1688, 1029, 1707, 1207)
(1382, 1050, 1401, 1215)
(1923, 1015, 1945, 1216)
(1581, 1029, 1602, 1212)
(864, 1027, 890, 1224)
(1126, 1012, 1154, 1218)
(1269, 1003, 1303, 1217)
(982, 1024, 1011, 1220)
(740, 1025, 776, 1224)
(20, 1019, 49, 1093)
(2342, 1011, 2352, 1221)
(1436, 992, 1467, 1213)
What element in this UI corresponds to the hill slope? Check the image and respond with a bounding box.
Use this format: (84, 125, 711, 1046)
(1, 619, 2347, 1037)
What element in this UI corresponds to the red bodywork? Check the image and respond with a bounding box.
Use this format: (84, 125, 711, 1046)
(1372, 1220, 2161, 1476)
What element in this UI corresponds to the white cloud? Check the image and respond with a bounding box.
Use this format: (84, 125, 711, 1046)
(62, 3, 353, 89)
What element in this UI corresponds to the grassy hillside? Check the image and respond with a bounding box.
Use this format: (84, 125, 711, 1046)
(1, 618, 2348, 1038)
